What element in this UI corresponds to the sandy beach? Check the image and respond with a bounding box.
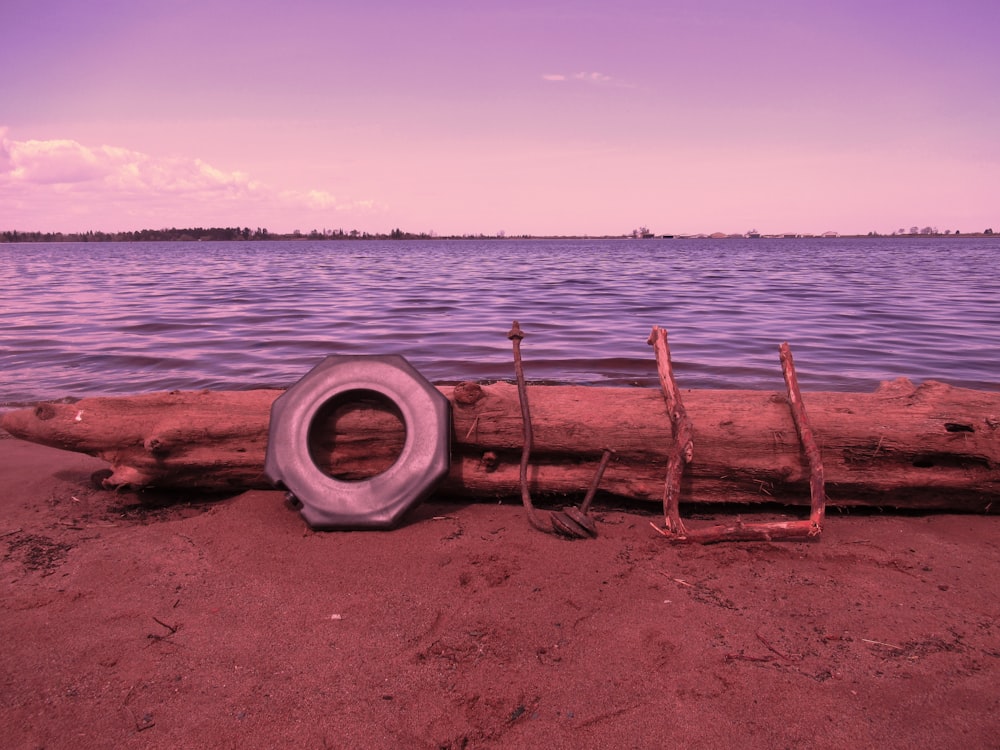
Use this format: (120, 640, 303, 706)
(2, 430, 999, 748)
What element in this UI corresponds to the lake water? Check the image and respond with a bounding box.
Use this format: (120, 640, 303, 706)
(1, 237, 997, 407)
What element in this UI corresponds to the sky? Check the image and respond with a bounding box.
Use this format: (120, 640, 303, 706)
(2, 0, 998, 237)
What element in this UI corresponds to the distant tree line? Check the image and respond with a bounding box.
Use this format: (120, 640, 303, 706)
(1, 226, 995, 243)
(0, 226, 447, 243)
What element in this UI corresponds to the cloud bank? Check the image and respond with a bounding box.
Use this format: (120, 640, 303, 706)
(2, 133, 256, 194)
(0, 129, 367, 231)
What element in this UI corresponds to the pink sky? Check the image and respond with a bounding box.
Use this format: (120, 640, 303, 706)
(2, 0, 997, 236)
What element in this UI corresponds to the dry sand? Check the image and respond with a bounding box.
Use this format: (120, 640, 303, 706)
(2, 432, 999, 748)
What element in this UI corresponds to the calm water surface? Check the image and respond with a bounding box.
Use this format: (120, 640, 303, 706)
(1, 238, 997, 407)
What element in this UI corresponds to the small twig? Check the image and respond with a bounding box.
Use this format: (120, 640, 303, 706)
(728, 654, 772, 664)
(756, 631, 793, 661)
(134, 716, 156, 732)
(152, 616, 178, 635)
(123, 685, 155, 732)
(0, 528, 23, 538)
(862, 638, 903, 650)
(679, 519, 818, 543)
(872, 434, 885, 457)
(657, 570, 696, 587)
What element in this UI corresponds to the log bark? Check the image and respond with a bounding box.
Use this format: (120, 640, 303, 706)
(2, 379, 999, 511)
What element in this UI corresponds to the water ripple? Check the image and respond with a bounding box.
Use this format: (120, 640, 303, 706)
(1, 237, 998, 405)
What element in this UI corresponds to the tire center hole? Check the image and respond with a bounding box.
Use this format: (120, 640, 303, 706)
(308, 389, 406, 481)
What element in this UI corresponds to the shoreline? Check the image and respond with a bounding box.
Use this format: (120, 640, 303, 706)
(3, 231, 999, 244)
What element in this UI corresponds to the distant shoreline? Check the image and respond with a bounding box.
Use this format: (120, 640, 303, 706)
(2, 228, 996, 243)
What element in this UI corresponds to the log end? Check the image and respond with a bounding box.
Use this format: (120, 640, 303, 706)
(1, 403, 82, 448)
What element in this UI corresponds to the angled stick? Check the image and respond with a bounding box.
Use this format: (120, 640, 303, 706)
(779, 342, 826, 536)
(647, 326, 692, 535)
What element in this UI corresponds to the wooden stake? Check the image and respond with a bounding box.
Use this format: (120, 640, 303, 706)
(647, 326, 693, 535)
(780, 342, 826, 537)
(648, 337, 828, 543)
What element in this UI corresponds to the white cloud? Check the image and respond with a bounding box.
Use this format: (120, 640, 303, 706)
(542, 71, 633, 88)
(8, 138, 113, 184)
(0, 131, 371, 230)
(0, 135, 262, 198)
(0, 127, 16, 174)
(573, 71, 613, 84)
(293, 189, 339, 209)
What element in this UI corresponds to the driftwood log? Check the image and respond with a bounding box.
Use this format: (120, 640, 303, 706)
(2, 378, 999, 512)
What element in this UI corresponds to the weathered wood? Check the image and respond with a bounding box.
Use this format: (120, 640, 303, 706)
(662, 342, 830, 543)
(2, 378, 999, 511)
(648, 326, 695, 533)
(777, 342, 826, 534)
